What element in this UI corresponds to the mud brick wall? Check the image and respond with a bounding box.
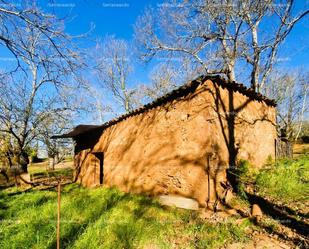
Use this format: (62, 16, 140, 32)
(74, 79, 276, 207)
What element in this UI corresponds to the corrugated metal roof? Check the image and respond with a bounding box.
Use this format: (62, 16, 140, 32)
(52, 75, 276, 139)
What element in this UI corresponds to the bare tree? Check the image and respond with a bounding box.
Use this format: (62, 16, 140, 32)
(145, 63, 178, 100)
(265, 70, 308, 141)
(124, 56, 201, 108)
(138, 62, 194, 101)
(0, 132, 12, 168)
(0, 1, 77, 73)
(38, 110, 74, 170)
(94, 36, 135, 113)
(0, 16, 82, 173)
(81, 77, 115, 123)
(134, 0, 308, 92)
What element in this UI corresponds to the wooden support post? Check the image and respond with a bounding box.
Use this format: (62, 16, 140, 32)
(57, 182, 61, 249)
(207, 155, 211, 209)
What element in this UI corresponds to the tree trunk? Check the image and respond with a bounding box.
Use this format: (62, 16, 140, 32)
(49, 157, 55, 171)
(125, 98, 130, 113)
(226, 60, 236, 82)
(16, 151, 29, 173)
(251, 23, 259, 91)
(20, 164, 28, 173)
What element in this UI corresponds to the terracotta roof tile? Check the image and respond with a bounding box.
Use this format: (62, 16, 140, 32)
(52, 75, 276, 138)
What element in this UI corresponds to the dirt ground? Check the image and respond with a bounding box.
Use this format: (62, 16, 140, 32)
(200, 209, 307, 249)
(293, 143, 309, 157)
(28, 159, 73, 173)
(226, 234, 293, 249)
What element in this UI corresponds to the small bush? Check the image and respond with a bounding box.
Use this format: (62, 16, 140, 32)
(255, 155, 309, 203)
(234, 160, 257, 199)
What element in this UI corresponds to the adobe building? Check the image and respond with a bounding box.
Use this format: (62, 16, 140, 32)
(53, 75, 277, 207)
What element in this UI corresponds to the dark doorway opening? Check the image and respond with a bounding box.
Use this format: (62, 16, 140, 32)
(93, 152, 104, 185)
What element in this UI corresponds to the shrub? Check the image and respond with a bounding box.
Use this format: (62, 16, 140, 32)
(255, 155, 309, 203)
(234, 160, 257, 199)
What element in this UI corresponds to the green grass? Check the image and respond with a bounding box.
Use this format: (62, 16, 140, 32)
(0, 184, 250, 249)
(27, 158, 73, 175)
(255, 155, 309, 204)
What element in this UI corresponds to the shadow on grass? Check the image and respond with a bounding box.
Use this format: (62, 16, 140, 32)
(246, 192, 309, 237)
(257, 220, 308, 249)
(132, 196, 162, 219)
(0, 198, 8, 219)
(113, 220, 142, 249)
(46, 187, 161, 249)
(245, 192, 309, 248)
(112, 196, 165, 249)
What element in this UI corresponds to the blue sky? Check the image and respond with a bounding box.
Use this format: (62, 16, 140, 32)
(45, 0, 309, 70)
(46, 0, 159, 70)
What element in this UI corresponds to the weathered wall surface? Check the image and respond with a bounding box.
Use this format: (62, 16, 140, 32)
(74, 79, 276, 206)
